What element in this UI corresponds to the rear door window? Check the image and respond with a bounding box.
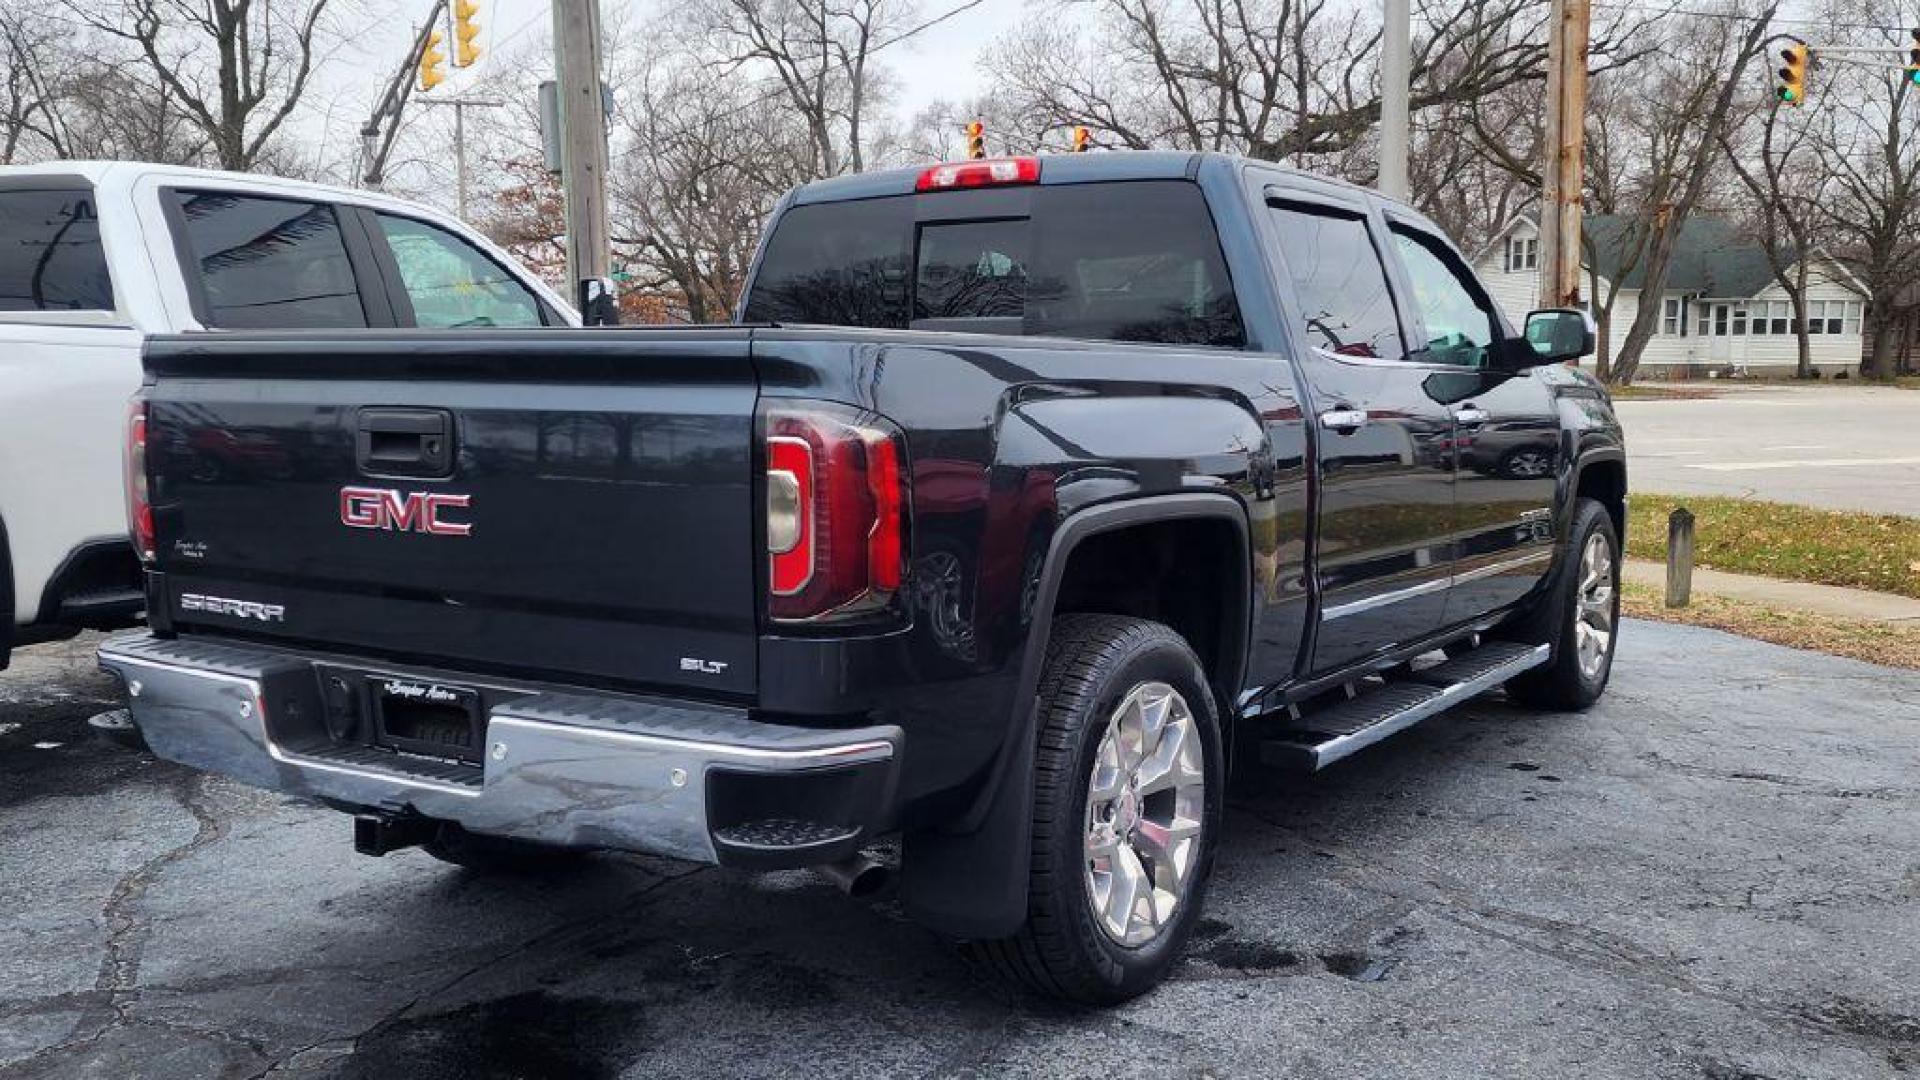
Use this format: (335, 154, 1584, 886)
(374, 213, 546, 328)
(0, 188, 116, 311)
(171, 191, 368, 329)
(744, 180, 1245, 348)
(1267, 201, 1406, 362)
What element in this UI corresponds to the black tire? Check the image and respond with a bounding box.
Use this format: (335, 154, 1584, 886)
(968, 615, 1225, 1004)
(1503, 497, 1621, 710)
(423, 825, 589, 874)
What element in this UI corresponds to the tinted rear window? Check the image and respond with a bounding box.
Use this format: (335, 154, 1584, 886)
(0, 189, 116, 312)
(744, 181, 1244, 348)
(172, 192, 368, 329)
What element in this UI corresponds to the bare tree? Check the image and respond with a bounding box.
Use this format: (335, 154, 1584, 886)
(1607, 5, 1777, 385)
(73, 0, 336, 172)
(685, 0, 915, 178)
(0, 7, 65, 162)
(614, 61, 814, 321)
(959, 0, 1652, 182)
(1812, 18, 1920, 381)
(1721, 89, 1823, 379)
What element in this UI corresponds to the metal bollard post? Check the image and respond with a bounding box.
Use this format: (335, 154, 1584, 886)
(1665, 507, 1695, 608)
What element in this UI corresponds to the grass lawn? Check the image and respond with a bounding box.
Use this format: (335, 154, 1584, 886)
(1622, 584, 1920, 670)
(1626, 494, 1920, 600)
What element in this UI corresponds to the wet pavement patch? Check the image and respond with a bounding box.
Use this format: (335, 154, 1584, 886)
(1320, 950, 1392, 982)
(329, 991, 647, 1080)
(1199, 938, 1301, 972)
(724, 956, 841, 1009)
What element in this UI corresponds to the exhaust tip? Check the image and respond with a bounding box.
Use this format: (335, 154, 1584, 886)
(816, 852, 891, 899)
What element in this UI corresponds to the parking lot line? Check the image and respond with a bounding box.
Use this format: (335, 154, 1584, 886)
(1685, 455, 1920, 471)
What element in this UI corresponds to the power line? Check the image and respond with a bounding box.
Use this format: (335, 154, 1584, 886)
(1597, 2, 1916, 33)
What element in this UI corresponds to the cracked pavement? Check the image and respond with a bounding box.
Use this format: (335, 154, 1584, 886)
(2, 622, 1917, 1079)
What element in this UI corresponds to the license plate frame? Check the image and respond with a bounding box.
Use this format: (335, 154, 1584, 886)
(371, 677, 484, 763)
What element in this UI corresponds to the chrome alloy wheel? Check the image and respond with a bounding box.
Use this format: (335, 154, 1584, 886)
(1574, 531, 1617, 680)
(1083, 681, 1206, 947)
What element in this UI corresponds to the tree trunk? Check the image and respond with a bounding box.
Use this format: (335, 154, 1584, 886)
(1867, 316, 1898, 380)
(1793, 262, 1812, 379)
(1593, 307, 1613, 381)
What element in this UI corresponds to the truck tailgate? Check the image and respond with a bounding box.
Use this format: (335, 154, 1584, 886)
(142, 330, 760, 695)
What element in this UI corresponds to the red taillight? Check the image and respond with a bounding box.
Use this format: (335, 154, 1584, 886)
(126, 400, 154, 563)
(915, 156, 1041, 192)
(764, 404, 908, 623)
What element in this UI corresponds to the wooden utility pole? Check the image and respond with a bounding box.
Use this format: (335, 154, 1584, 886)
(1378, 0, 1411, 199)
(1537, 0, 1590, 311)
(552, 0, 616, 323)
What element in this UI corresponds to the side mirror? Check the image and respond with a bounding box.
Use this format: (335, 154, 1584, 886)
(1517, 308, 1595, 367)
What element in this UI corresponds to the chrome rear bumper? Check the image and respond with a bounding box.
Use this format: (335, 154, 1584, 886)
(98, 633, 901, 867)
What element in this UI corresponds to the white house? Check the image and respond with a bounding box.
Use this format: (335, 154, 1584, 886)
(1474, 213, 1870, 378)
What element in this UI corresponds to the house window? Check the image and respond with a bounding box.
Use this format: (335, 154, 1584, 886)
(1731, 305, 1748, 335)
(1661, 296, 1684, 336)
(1768, 300, 1790, 335)
(1506, 235, 1538, 273)
(1805, 299, 1824, 334)
(1844, 300, 1863, 335)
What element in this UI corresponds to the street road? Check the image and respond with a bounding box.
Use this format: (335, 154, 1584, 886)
(1615, 384, 1920, 516)
(3, 627, 1918, 1079)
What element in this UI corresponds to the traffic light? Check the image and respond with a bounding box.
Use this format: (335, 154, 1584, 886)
(1906, 28, 1920, 86)
(419, 29, 446, 92)
(965, 120, 985, 160)
(1071, 125, 1090, 153)
(454, 0, 482, 68)
(1776, 43, 1808, 107)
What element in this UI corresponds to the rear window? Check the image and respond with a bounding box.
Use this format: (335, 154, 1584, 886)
(744, 181, 1245, 348)
(172, 191, 368, 329)
(0, 188, 116, 312)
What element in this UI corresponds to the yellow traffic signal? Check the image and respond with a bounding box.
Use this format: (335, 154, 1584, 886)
(1071, 126, 1090, 153)
(965, 121, 985, 160)
(419, 29, 446, 91)
(1776, 43, 1809, 107)
(454, 0, 482, 68)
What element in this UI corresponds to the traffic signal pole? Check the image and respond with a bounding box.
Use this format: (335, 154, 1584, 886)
(552, 0, 617, 324)
(359, 1, 449, 188)
(1537, 0, 1590, 312)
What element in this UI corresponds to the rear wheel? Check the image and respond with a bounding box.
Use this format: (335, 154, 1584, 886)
(1504, 497, 1620, 710)
(969, 615, 1224, 1004)
(423, 825, 588, 874)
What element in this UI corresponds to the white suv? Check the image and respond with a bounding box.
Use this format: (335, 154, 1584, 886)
(0, 162, 576, 667)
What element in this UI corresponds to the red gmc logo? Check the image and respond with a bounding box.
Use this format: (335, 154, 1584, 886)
(340, 486, 472, 536)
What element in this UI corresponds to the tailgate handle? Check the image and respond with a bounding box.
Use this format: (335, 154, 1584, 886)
(356, 408, 454, 477)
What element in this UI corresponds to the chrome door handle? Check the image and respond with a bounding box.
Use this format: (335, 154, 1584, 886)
(1453, 407, 1490, 427)
(1319, 408, 1369, 434)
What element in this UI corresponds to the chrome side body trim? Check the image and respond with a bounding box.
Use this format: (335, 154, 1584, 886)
(1321, 548, 1553, 622)
(98, 633, 898, 864)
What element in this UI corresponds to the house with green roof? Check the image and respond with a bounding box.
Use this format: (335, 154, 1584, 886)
(1473, 212, 1869, 377)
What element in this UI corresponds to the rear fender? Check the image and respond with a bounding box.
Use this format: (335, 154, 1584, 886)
(900, 492, 1250, 939)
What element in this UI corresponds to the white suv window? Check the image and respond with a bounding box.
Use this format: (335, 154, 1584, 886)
(375, 214, 544, 329)
(0, 188, 115, 312)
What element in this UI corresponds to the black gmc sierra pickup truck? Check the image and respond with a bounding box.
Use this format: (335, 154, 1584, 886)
(102, 151, 1625, 1003)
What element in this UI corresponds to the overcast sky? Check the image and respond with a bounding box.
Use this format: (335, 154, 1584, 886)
(307, 0, 1032, 168)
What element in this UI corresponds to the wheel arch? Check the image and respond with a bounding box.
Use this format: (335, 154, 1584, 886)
(899, 492, 1252, 940)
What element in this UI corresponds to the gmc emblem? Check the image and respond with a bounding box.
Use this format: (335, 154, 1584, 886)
(341, 486, 472, 536)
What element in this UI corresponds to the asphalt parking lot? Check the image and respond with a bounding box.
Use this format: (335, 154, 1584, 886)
(1616, 384, 1920, 515)
(3, 623, 1918, 1080)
